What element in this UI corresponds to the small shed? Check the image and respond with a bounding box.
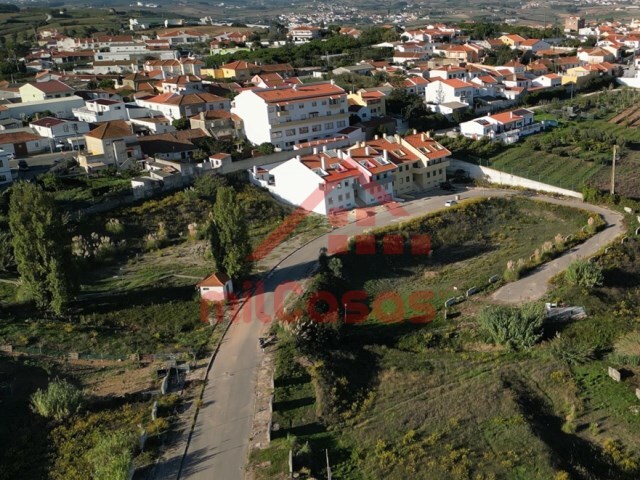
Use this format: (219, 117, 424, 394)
(197, 272, 233, 302)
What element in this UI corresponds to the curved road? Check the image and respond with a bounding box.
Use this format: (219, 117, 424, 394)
(178, 188, 625, 480)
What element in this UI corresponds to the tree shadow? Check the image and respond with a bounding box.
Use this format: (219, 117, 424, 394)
(503, 372, 638, 480)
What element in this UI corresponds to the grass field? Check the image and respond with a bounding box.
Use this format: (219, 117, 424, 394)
(250, 197, 640, 479)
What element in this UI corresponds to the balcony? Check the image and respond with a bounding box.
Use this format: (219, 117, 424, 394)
(276, 110, 289, 117)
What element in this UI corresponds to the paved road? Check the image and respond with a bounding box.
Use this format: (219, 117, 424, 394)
(492, 197, 625, 303)
(179, 188, 624, 480)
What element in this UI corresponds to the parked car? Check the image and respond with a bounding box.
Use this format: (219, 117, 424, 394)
(18, 160, 29, 171)
(445, 200, 458, 207)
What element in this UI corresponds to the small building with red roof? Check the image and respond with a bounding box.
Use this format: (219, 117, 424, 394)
(197, 272, 233, 302)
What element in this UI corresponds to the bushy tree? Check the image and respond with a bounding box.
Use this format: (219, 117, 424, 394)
(565, 259, 603, 290)
(477, 303, 544, 351)
(87, 431, 135, 480)
(0, 231, 15, 272)
(207, 186, 252, 279)
(193, 174, 227, 200)
(31, 379, 83, 421)
(9, 182, 76, 314)
(171, 117, 189, 130)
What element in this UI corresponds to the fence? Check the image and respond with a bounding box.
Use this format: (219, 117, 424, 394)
(0, 345, 194, 362)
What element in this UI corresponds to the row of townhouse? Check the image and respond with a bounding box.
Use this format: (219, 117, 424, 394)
(248, 131, 450, 215)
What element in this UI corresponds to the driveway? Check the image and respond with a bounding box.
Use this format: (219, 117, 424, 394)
(178, 189, 625, 480)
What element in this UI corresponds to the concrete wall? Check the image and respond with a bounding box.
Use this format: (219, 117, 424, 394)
(450, 159, 583, 200)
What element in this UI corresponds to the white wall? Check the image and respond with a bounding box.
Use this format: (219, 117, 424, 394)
(0, 150, 11, 185)
(0, 96, 86, 120)
(450, 159, 583, 199)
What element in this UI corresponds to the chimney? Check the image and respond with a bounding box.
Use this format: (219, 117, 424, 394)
(313, 147, 318, 154)
(365, 146, 370, 156)
(427, 131, 431, 138)
(383, 149, 388, 162)
(337, 149, 343, 159)
(296, 154, 301, 161)
(200, 111, 205, 121)
(253, 165, 257, 174)
(322, 145, 327, 153)
(421, 133, 426, 141)
(374, 134, 379, 140)
(413, 129, 417, 134)
(321, 156, 327, 170)
(394, 133, 401, 143)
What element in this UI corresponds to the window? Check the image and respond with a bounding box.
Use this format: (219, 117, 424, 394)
(325, 122, 334, 129)
(406, 176, 410, 182)
(272, 131, 283, 138)
(299, 126, 309, 134)
(328, 197, 334, 205)
(63, 125, 69, 133)
(312, 125, 321, 132)
(344, 180, 349, 186)
(0, 175, 6, 182)
(400, 178, 404, 184)
(285, 129, 296, 136)
(346, 192, 350, 199)
(439, 169, 443, 175)
(338, 194, 343, 202)
(312, 101, 317, 106)
(337, 120, 346, 128)
(298, 103, 304, 109)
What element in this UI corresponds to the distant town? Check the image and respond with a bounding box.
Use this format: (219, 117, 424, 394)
(2, 4, 640, 480)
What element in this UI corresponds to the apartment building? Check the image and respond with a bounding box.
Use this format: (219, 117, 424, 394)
(231, 82, 350, 150)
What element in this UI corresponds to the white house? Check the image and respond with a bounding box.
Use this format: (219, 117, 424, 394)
(249, 150, 360, 215)
(29, 117, 90, 150)
(288, 26, 321, 43)
(231, 82, 350, 150)
(459, 108, 541, 143)
(0, 148, 12, 186)
(136, 92, 231, 121)
(73, 99, 129, 123)
(197, 272, 234, 302)
(424, 78, 475, 114)
(531, 73, 562, 88)
(0, 96, 86, 121)
(0, 130, 47, 156)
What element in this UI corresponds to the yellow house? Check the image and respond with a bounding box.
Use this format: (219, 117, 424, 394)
(348, 89, 387, 118)
(499, 34, 526, 48)
(561, 66, 596, 86)
(219, 61, 260, 81)
(79, 120, 141, 172)
(19, 80, 75, 102)
(200, 67, 226, 79)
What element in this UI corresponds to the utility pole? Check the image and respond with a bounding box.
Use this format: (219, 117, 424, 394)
(611, 144, 617, 196)
(326, 449, 332, 480)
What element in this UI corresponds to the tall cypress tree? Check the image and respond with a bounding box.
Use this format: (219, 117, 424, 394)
(8, 182, 75, 314)
(209, 186, 252, 280)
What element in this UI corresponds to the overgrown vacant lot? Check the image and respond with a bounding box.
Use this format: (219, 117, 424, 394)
(0, 181, 310, 356)
(252, 198, 640, 480)
(343, 197, 592, 312)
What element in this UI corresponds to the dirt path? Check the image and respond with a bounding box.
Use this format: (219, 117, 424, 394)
(492, 196, 626, 304)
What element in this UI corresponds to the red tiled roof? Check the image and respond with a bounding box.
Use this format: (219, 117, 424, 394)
(25, 80, 74, 94)
(198, 272, 230, 287)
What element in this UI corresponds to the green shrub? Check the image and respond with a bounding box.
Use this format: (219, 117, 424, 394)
(86, 430, 135, 480)
(548, 333, 594, 365)
(477, 303, 544, 351)
(31, 379, 83, 421)
(565, 259, 603, 290)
